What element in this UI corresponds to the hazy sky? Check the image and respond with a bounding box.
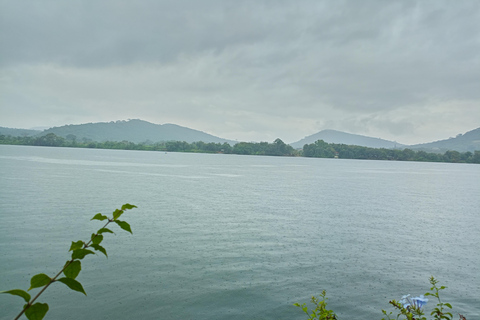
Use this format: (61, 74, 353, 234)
(1, 0, 479, 144)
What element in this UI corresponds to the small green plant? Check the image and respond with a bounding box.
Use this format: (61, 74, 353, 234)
(425, 276, 453, 320)
(1, 203, 137, 320)
(294, 290, 338, 320)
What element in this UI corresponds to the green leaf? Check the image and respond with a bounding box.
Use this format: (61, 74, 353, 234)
(112, 209, 124, 220)
(91, 213, 108, 221)
(25, 302, 49, 320)
(71, 248, 95, 260)
(56, 277, 86, 295)
(97, 227, 114, 234)
(90, 243, 108, 257)
(444, 303, 452, 309)
(91, 233, 103, 245)
(114, 220, 132, 234)
(69, 240, 84, 252)
(121, 203, 137, 210)
(63, 260, 81, 279)
(28, 274, 51, 291)
(0, 289, 31, 302)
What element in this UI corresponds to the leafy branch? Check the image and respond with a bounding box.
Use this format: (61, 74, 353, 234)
(1, 203, 137, 320)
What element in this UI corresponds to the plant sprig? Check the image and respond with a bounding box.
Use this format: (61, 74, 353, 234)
(425, 276, 453, 320)
(1, 203, 137, 320)
(294, 290, 338, 320)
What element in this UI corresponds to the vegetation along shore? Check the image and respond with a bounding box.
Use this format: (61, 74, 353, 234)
(1, 133, 479, 164)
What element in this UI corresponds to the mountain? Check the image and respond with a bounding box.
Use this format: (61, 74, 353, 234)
(289, 130, 405, 149)
(409, 127, 480, 153)
(0, 127, 41, 137)
(40, 119, 237, 144)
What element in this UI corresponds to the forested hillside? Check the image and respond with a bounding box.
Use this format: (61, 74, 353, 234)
(40, 119, 236, 144)
(290, 129, 404, 149)
(410, 127, 480, 152)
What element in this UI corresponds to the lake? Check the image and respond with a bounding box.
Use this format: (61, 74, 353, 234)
(0, 145, 479, 319)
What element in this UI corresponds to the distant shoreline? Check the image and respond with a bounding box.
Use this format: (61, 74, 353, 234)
(1, 133, 479, 164)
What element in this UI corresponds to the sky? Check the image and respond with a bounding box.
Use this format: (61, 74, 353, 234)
(1, 0, 479, 145)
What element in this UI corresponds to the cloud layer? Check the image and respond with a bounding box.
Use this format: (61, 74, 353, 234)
(1, 0, 479, 144)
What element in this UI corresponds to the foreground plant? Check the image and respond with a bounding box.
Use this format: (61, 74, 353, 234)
(294, 290, 338, 320)
(1, 204, 137, 320)
(383, 295, 428, 320)
(382, 276, 455, 320)
(296, 277, 466, 320)
(425, 276, 454, 320)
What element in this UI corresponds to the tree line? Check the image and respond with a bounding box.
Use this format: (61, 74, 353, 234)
(1, 133, 479, 163)
(0, 134, 295, 156)
(303, 139, 480, 163)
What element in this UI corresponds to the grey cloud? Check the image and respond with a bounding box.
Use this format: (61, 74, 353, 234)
(1, 0, 279, 67)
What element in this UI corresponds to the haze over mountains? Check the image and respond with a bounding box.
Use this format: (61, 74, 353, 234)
(0, 127, 40, 137)
(1, 119, 479, 152)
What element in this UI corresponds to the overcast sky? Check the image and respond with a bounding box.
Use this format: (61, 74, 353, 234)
(1, 0, 479, 144)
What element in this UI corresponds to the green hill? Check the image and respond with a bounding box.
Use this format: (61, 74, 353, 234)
(40, 119, 236, 144)
(410, 127, 480, 152)
(289, 129, 404, 149)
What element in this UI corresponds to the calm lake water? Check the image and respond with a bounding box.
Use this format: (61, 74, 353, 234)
(0, 145, 479, 320)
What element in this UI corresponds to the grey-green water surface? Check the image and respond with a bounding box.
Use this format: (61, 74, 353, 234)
(0, 145, 479, 319)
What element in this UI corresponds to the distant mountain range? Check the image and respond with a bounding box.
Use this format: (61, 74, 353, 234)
(1, 119, 479, 152)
